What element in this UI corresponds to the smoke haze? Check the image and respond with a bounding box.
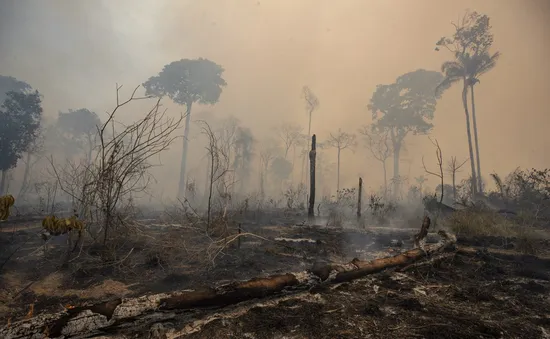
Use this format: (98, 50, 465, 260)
(1, 0, 549, 199)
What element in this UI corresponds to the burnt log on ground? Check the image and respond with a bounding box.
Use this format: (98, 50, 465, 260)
(1, 230, 456, 339)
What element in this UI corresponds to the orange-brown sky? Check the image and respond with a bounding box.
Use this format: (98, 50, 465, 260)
(0, 0, 549, 199)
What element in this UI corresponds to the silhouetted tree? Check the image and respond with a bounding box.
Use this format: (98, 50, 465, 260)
(234, 126, 254, 196)
(17, 126, 45, 199)
(300, 86, 319, 185)
(259, 139, 280, 197)
(368, 69, 444, 198)
(326, 129, 356, 195)
(277, 122, 304, 160)
(0, 91, 43, 193)
(57, 108, 101, 164)
(143, 58, 227, 198)
(436, 10, 500, 194)
(359, 125, 393, 197)
(0, 75, 31, 103)
(446, 156, 469, 201)
(270, 156, 293, 190)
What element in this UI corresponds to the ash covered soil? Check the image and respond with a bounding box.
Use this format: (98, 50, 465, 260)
(1, 219, 550, 338)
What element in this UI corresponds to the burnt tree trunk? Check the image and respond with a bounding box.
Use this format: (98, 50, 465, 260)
(1, 229, 457, 339)
(308, 134, 316, 220)
(357, 177, 363, 218)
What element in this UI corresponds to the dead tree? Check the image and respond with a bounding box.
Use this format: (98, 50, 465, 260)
(358, 126, 392, 198)
(198, 121, 231, 232)
(308, 134, 316, 220)
(422, 137, 444, 205)
(447, 156, 469, 202)
(276, 123, 304, 160)
(422, 137, 445, 228)
(413, 215, 431, 249)
(357, 177, 363, 218)
(51, 84, 184, 248)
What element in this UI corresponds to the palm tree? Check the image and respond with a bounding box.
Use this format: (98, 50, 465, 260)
(436, 50, 500, 195)
(467, 51, 500, 193)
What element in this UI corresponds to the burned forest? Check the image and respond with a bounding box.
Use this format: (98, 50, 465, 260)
(1, 2, 550, 339)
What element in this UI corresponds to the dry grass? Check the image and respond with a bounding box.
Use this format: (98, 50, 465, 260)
(445, 209, 545, 254)
(445, 209, 517, 237)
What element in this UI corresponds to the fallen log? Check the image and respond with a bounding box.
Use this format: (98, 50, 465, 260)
(1, 230, 456, 339)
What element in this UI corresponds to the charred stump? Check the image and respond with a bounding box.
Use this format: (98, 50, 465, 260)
(308, 134, 316, 220)
(357, 177, 363, 219)
(414, 216, 431, 248)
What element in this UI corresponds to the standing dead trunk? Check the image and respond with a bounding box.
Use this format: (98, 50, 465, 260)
(0, 170, 7, 195)
(461, 83, 478, 196)
(305, 110, 313, 182)
(470, 84, 482, 194)
(178, 102, 193, 199)
(357, 177, 363, 218)
(308, 134, 316, 220)
(336, 148, 341, 195)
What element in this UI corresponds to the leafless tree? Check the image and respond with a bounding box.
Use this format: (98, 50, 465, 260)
(422, 137, 444, 206)
(276, 123, 304, 160)
(215, 116, 240, 199)
(326, 129, 357, 195)
(52, 84, 184, 248)
(358, 125, 393, 198)
(198, 120, 232, 232)
(446, 156, 469, 202)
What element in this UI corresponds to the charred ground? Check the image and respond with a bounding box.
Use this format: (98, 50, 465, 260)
(1, 210, 549, 338)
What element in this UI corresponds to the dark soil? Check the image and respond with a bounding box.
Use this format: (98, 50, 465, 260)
(1, 220, 549, 338)
(183, 248, 550, 339)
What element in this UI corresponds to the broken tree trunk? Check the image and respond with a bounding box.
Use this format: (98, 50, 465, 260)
(413, 215, 431, 248)
(308, 134, 316, 221)
(1, 230, 456, 339)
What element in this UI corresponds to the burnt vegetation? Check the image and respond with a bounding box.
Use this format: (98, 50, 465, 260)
(0, 9, 549, 339)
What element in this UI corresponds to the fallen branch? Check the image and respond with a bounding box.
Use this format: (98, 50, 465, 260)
(1, 230, 456, 339)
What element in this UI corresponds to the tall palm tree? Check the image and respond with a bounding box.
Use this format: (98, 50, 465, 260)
(436, 50, 500, 195)
(467, 51, 500, 193)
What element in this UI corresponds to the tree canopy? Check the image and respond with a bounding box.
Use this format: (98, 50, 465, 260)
(56, 108, 101, 160)
(368, 69, 445, 144)
(0, 91, 43, 171)
(57, 108, 101, 138)
(0, 75, 32, 103)
(271, 156, 293, 181)
(143, 58, 227, 107)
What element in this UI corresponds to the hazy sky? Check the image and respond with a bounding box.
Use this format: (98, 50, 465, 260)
(1, 0, 549, 198)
